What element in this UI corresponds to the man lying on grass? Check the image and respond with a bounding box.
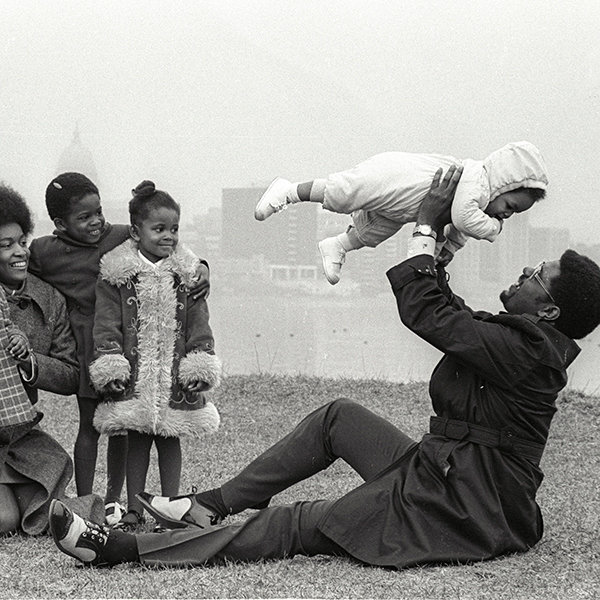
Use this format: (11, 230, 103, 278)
(49, 165, 600, 570)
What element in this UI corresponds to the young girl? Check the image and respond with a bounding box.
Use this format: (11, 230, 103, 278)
(89, 181, 221, 530)
(255, 141, 548, 284)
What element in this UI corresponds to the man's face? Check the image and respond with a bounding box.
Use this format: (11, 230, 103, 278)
(500, 260, 560, 315)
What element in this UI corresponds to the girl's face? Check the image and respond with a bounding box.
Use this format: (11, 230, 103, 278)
(55, 193, 106, 244)
(131, 206, 180, 263)
(0, 223, 30, 289)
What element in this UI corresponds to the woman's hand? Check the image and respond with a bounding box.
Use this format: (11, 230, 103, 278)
(188, 263, 210, 300)
(417, 165, 464, 236)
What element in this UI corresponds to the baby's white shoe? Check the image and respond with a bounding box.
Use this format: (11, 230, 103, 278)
(255, 178, 293, 221)
(318, 236, 346, 285)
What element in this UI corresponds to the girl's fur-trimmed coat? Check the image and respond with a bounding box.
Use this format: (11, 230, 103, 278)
(90, 239, 221, 439)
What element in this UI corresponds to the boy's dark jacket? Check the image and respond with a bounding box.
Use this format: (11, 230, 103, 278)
(28, 224, 131, 397)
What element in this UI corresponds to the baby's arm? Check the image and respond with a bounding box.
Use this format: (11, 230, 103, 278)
(450, 160, 502, 242)
(451, 192, 502, 242)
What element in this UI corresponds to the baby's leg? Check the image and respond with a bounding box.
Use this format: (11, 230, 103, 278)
(155, 436, 182, 497)
(350, 210, 405, 248)
(296, 179, 326, 203)
(254, 178, 325, 221)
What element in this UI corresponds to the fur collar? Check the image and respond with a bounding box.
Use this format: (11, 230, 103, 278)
(99, 238, 199, 287)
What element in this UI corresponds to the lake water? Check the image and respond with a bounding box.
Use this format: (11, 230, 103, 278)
(209, 291, 600, 395)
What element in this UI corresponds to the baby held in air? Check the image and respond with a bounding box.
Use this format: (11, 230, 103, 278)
(255, 141, 548, 284)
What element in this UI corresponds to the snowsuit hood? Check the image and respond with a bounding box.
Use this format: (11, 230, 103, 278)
(485, 141, 548, 202)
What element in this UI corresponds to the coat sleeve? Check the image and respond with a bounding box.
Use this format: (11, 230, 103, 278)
(32, 289, 79, 396)
(88, 278, 130, 390)
(450, 161, 502, 243)
(386, 255, 547, 388)
(177, 296, 222, 390)
(451, 191, 502, 242)
(27, 238, 43, 278)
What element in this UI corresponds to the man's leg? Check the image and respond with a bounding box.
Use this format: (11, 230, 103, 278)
(50, 498, 347, 567)
(138, 500, 347, 567)
(219, 398, 417, 514)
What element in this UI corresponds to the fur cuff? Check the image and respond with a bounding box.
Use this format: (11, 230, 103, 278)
(89, 354, 131, 390)
(178, 351, 222, 390)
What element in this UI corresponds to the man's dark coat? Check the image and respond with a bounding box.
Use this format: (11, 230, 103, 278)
(319, 255, 580, 568)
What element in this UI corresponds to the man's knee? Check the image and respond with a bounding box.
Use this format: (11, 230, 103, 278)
(327, 397, 364, 417)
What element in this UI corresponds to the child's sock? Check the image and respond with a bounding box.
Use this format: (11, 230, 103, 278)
(295, 179, 326, 203)
(337, 228, 365, 252)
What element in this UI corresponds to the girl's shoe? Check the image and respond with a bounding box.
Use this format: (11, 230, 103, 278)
(105, 501, 126, 527)
(49, 499, 110, 566)
(113, 509, 145, 532)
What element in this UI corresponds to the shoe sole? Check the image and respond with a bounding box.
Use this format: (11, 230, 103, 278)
(254, 177, 285, 221)
(136, 493, 190, 529)
(318, 242, 340, 285)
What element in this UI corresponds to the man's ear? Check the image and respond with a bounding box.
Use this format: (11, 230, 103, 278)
(537, 304, 561, 322)
(53, 217, 67, 233)
(129, 224, 140, 241)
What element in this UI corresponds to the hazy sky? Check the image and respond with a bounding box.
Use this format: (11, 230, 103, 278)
(1, 0, 599, 241)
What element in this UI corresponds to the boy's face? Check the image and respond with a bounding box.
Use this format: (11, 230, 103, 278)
(54, 193, 106, 244)
(484, 190, 535, 221)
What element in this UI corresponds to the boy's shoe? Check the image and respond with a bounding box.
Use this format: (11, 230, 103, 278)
(136, 491, 222, 530)
(104, 501, 126, 527)
(254, 178, 292, 221)
(318, 237, 346, 285)
(49, 499, 110, 566)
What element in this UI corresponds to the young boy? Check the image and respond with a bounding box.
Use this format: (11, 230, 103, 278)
(28, 173, 210, 525)
(255, 141, 548, 284)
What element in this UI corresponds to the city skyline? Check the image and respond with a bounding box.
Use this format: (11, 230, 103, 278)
(2, 1, 600, 245)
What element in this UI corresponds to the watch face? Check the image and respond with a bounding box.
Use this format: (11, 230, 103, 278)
(415, 224, 436, 239)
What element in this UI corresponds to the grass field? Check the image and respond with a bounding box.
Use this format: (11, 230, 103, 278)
(2, 374, 599, 599)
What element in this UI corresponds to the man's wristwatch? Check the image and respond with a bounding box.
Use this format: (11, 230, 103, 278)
(413, 224, 437, 240)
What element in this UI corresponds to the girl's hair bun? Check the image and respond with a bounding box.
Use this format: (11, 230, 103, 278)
(132, 180, 156, 198)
